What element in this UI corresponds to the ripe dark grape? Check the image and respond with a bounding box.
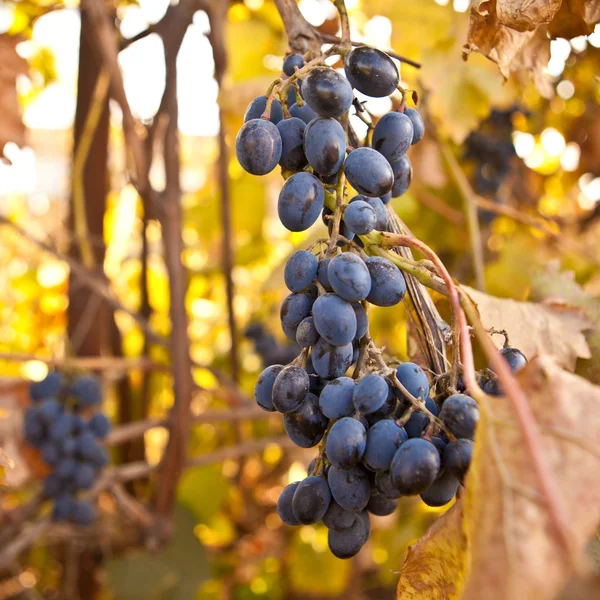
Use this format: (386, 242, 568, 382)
(88, 413, 111, 439)
(56, 458, 77, 480)
(344, 147, 394, 198)
(319, 377, 356, 419)
(235, 119, 282, 176)
(326, 417, 367, 469)
(317, 257, 332, 290)
(390, 155, 412, 198)
(42, 442, 61, 466)
(361, 196, 388, 230)
(328, 516, 365, 559)
(483, 376, 502, 397)
(372, 112, 414, 163)
(390, 438, 440, 495)
(255, 365, 284, 412)
(364, 256, 406, 307)
(440, 394, 479, 440)
(380, 191, 392, 204)
(283, 53, 305, 76)
(283, 393, 328, 448)
(404, 108, 425, 144)
(344, 46, 399, 97)
(24, 408, 44, 446)
(304, 117, 346, 177)
(444, 439, 474, 481)
(312, 293, 357, 346)
(284, 250, 318, 293)
(277, 117, 308, 172)
(49, 414, 73, 441)
(311, 338, 354, 379)
(374, 470, 402, 499)
(328, 464, 371, 511)
(278, 172, 325, 232)
(403, 396, 439, 438)
(302, 67, 353, 118)
(493, 346, 528, 373)
(289, 101, 318, 124)
(296, 317, 319, 348)
(322, 205, 355, 242)
(278, 482, 301, 525)
(243, 96, 283, 124)
(352, 302, 368, 339)
(71, 500, 95, 526)
(367, 493, 398, 516)
(53, 494, 75, 521)
(353, 374, 388, 414)
(420, 470, 459, 507)
(343, 200, 376, 235)
(395, 362, 430, 400)
(30, 372, 63, 402)
(74, 464, 96, 489)
(280, 292, 313, 340)
(363, 419, 407, 471)
(327, 253, 372, 302)
(292, 475, 331, 524)
(43, 472, 62, 498)
(39, 398, 62, 424)
(272, 365, 309, 414)
(323, 499, 356, 531)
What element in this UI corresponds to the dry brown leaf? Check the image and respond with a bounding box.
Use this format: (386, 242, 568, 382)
(398, 358, 600, 600)
(397, 503, 467, 600)
(0, 34, 27, 151)
(463, 286, 591, 371)
(548, 0, 600, 38)
(497, 0, 562, 31)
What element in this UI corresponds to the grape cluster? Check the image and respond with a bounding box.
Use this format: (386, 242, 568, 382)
(23, 371, 111, 525)
(244, 322, 300, 367)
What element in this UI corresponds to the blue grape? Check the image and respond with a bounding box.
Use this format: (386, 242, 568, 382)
(74, 463, 96, 490)
(43, 472, 62, 498)
(440, 394, 479, 440)
(420, 470, 459, 507)
(272, 365, 309, 414)
(483, 376, 502, 396)
(39, 398, 62, 424)
(302, 67, 353, 118)
(395, 362, 430, 400)
(304, 117, 346, 176)
(278, 481, 301, 525)
(390, 154, 412, 197)
(30, 372, 63, 402)
(364, 256, 406, 307)
(283, 393, 328, 448)
(327, 516, 365, 558)
(323, 499, 356, 531)
(344, 46, 399, 97)
(243, 96, 283, 124)
(327, 253, 371, 302)
(492, 346, 528, 373)
(311, 338, 354, 379)
(52, 494, 75, 521)
(357, 510, 370, 543)
(404, 107, 424, 144)
(235, 119, 282, 176)
(343, 200, 376, 235)
(292, 475, 331, 524)
(70, 375, 102, 407)
(88, 413, 111, 439)
(353, 374, 388, 414)
(326, 417, 367, 469)
(322, 205, 355, 241)
(317, 257, 332, 290)
(380, 191, 392, 204)
(344, 148, 393, 198)
(404, 396, 439, 438)
(312, 293, 357, 346)
(76, 431, 100, 461)
(366, 384, 396, 425)
(363, 419, 407, 471)
(49, 413, 73, 441)
(277, 117, 308, 172)
(71, 500, 95, 525)
(351, 195, 387, 230)
(280, 292, 313, 340)
(41, 442, 61, 466)
(306, 355, 327, 395)
(71, 415, 85, 435)
(289, 101, 318, 124)
(56, 458, 77, 480)
(88, 445, 109, 468)
(284, 250, 318, 293)
(390, 438, 440, 495)
(328, 465, 370, 511)
(372, 112, 414, 163)
(24, 408, 45, 446)
(278, 172, 325, 232)
(319, 377, 355, 419)
(352, 302, 368, 340)
(296, 316, 319, 348)
(283, 53, 305, 76)
(61, 437, 77, 456)
(367, 493, 398, 516)
(374, 470, 402, 499)
(444, 439, 474, 481)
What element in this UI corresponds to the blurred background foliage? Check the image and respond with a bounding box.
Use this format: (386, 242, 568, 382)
(0, 0, 599, 598)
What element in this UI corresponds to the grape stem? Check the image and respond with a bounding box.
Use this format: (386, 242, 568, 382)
(327, 167, 347, 256)
(332, 0, 352, 50)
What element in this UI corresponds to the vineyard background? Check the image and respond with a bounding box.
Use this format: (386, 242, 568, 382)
(1, 0, 600, 598)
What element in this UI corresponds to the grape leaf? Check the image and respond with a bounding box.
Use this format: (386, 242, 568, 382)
(463, 286, 592, 371)
(397, 503, 467, 600)
(494, 0, 562, 31)
(398, 358, 600, 600)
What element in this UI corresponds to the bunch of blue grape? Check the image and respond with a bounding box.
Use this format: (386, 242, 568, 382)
(23, 371, 111, 525)
(244, 322, 300, 367)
